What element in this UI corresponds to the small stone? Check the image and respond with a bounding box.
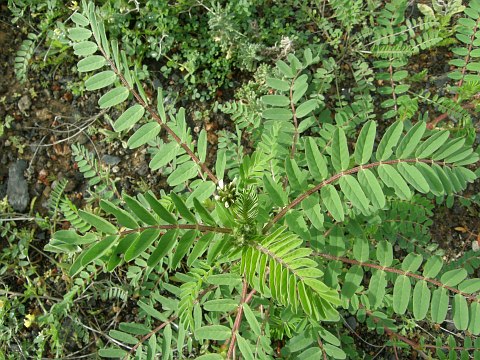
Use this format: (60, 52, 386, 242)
(35, 109, 53, 121)
(18, 95, 32, 113)
(102, 154, 121, 166)
(7, 160, 30, 212)
(76, 133, 88, 145)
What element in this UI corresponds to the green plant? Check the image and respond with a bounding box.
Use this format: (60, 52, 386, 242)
(42, 1, 480, 359)
(9, 0, 72, 83)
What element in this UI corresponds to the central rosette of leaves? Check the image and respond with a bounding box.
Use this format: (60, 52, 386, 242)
(218, 182, 259, 245)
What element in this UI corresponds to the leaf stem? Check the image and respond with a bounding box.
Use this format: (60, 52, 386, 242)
(120, 223, 233, 236)
(263, 158, 441, 233)
(315, 252, 480, 303)
(226, 279, 249, 360)
(98, 47, 218, 184)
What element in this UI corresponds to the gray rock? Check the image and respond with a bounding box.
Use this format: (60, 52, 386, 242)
(102, 154, 121, 166)
(7, 160, 29, 212)
(18, 95, 32, 113)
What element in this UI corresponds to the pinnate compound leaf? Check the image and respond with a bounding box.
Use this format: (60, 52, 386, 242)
(113, 104, 145, 132)
(171, 193, 196, 223)
(413, 280, 430, 320)
(393, 275, 411, 315)
(401, 253, 423, 272)
(85, 70, 116, 91)
(98, 86, 129, 109)
(147, 229, 179, 267)
(354, 120, 376, 165)
(431, 288, 449, 324)
(71, 12, 90, 27)
(68, 27, 92, 41)
(368, 270, 387, 309)
(263, 174, 287, 207)
(262, 95, 290, 107)
(73, 41, 98, 56)
(195, 325, 231, 341)
(415, 162, 444, 196)
(295, 99, 318, 118)
(415, 130, 450, 158)
(197, 129, 207, 163)
(357, 169, 385, 209)
(339, 175, 369, 214)
(81, 235, 118, 266)
(331, 128, 350, 172)
(396, 121, 426, 158)
(458, 279, 480, 293)
(171, 230, 198, 268)
(262, 108, 293, 120)
(124, 194, 158, 225)
(469, 302, 480, 335)
(440, 268, 468, 287)
(378, 164, 412, 200)
(423, 255, 443, 278)
(187, 233, 215, 266)
(376, 121, 403, 161)
(376, 240, 393, 267)
(79, 210, 117, 234)
(266, 77, 290, 91)
(127, 122, 161, 149)
(236, 334, 254, 360)
(124, 228, 161, 262)
(305, 137, 328, 180)
(52, 230, 95, 245)
(397, 162, 429, 193)
(167, 161, 199, 187)
(149, 142, 179, 170)
(453, 294, 469, 330)
(242, 303, 261, 336)
(100, 199, 138, 229)
(353, 237, 369, 262)
(341, 265, 363, 299)
(321, 185, 344, 222)
(432, 137, 465, 160)
(98, 348, 128, 358)
(77, 55, 106, 72)
(144, 193, 177, 224)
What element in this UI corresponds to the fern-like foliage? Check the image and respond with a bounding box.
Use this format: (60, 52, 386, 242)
(14, 32, 37, 83)
(242, 227, 341, 321)
(71, 143, 118, 203)
(59, 197, 91, 234)
(218, 100, 262, 131)
(43, 2, 480, 359)
(448, 1, 480, 87)
(49, 178, 68, 228)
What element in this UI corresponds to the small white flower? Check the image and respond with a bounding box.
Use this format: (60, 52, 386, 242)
(218, 179, 224, 190)
(225, 201, 230, 208)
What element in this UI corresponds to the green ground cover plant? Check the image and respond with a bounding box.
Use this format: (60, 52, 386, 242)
(2, 0, 480, 358)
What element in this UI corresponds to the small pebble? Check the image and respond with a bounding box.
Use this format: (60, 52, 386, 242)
(18, 95, 32, 113)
